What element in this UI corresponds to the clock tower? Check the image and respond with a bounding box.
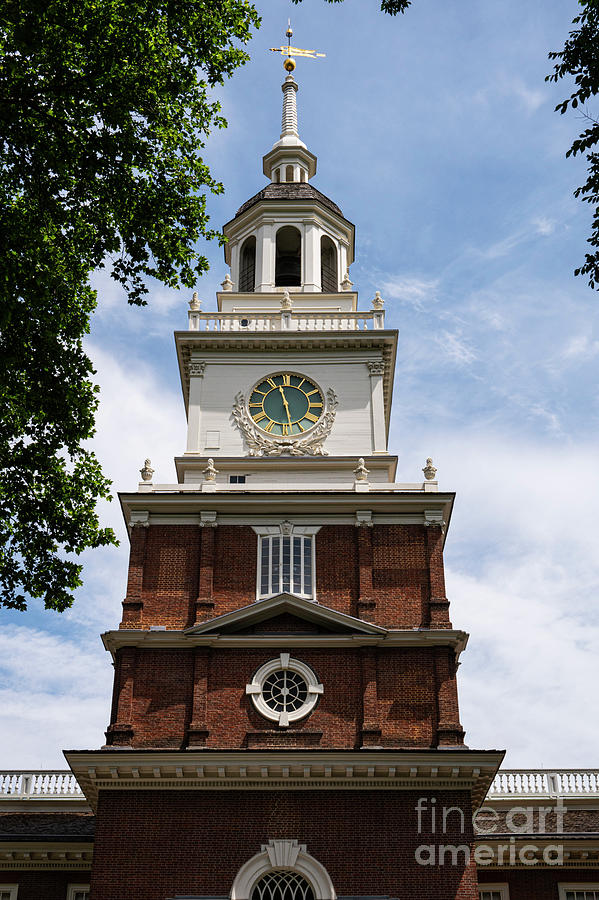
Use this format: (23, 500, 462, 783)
(65, 60, 504, 900)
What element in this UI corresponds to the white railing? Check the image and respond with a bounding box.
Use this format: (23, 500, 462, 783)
(0, 771, 83, 798)
(489, 770, 599, 798)
(142, 481, 436, 494)
(188, 310, 385, 332)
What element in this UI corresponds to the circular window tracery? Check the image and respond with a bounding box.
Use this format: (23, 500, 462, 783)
(252, 872, 315, 900)
(246, 654, 323, 728)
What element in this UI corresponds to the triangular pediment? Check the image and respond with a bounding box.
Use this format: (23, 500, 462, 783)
(185, 593, 386, 637)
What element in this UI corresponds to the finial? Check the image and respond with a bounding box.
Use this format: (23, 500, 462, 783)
(203, 458, 218, 483)
(372, 291, 385, 309)
(221, 273, 233, 291)
(189, 291, 201, 311)
(341, 271, 353, 292)
(422, 458, 437, 481)
(280, 289, 293, 310)
(140, 458, 154, 482)
(353, 458, 370, 482)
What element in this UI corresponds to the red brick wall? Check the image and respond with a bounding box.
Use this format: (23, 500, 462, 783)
(478, 869, 599, 898)
(90, 789, 478, 900)
(104, 645, 462, 750)
(121, 523, 450, 631)
(0, 871, 89, 899)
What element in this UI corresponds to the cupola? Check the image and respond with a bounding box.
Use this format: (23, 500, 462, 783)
(222, 70, 355, 296)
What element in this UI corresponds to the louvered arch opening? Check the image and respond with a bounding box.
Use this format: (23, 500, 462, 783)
(239, 236, 256, 292)
(320, 236, 337, 293)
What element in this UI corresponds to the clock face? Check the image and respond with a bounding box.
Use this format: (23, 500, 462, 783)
(248, 373, 324, 436)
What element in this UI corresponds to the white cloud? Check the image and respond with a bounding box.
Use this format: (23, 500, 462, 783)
(561, 333, 599, 362)
(435, 329, 478, 365)
(379, 276, 439, 310)
(0, 627, 111, 768)
(533, 216, 556, 236)
(401, 433, 599, 767)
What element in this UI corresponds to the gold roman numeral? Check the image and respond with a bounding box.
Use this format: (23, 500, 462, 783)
(297, 378, 305, 388)
(309, 402, 323, 409)
(267, 377, 277, 388)
(282, 374, 291, 386)
(282, 424, 290, 435)
(253, 412, 267, 422)
(264, 420, 276, 433)
(249, 402, 262, 408)
(304, 412, 319, 423)
(306, 389, 319, 397)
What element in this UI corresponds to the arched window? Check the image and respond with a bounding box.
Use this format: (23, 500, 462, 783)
(320, 236, 337, 293)
(252, 873, 314, 900)
(274, 168, 280, 183)
(285, 164, 294, 182)
(300, 169, 306, 182)
(275, 226, 301, 287)
(230, 839, 336, 900)
(239, 236, 256, 293)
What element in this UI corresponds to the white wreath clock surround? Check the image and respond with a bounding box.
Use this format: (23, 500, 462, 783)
(232, 371, 338, 457)
(246, 653, 324, 728)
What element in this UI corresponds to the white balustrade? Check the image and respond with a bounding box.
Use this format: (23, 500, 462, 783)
(0, 770, 83, 798)
(489, 769, 599, 798)
(187, 310, 385, 332)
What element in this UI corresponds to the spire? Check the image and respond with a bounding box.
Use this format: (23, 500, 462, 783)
(281, 74, 299, 139)
(262, 72, 317, 183)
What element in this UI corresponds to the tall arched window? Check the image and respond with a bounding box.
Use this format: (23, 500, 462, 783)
(239, 236, 256, 293)
(275, 226, 301, 287)
(320, 236, 337, 293)
(285, 164, 294, 182)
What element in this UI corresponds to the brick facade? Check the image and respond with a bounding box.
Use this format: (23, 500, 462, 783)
(119, 524, 452, 631)
(90, 789, 479, 900)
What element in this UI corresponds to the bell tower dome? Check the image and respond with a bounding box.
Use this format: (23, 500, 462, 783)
(223, 71, 354, 294)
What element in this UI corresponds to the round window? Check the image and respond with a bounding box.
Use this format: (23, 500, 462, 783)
(245, 653, 323, 728)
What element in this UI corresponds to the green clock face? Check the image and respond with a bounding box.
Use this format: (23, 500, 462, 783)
(249, 373, 324, 436)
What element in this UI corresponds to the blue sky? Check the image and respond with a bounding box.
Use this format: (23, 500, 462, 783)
(1, 0, 598, 770)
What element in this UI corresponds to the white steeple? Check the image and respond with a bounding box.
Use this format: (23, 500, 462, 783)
(262, 73, 317, 183)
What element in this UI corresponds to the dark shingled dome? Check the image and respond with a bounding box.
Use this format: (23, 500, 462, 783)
(235, 182, 343, 218)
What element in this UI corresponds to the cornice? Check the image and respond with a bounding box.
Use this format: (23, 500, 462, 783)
(100, 628, 469, 659)
(64, 749, 505, 812)
(0, 841, 93, 870)
(174, 329, 397, 427)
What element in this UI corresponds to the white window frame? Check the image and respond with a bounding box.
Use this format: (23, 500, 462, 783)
(66, 886, 90, 900)
(479, 887, 510, 900)
(0, 886, 18, 900)
(253, 524, 320, 602)
(559, 886, 599, 900)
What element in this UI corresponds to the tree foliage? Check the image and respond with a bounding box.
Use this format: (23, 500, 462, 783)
(548, 0, 599, 289)
(0, 0, 259, 611)
(292, 0, 411, 13)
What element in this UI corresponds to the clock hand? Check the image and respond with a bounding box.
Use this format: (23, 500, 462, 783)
(278, 385, 293, 424)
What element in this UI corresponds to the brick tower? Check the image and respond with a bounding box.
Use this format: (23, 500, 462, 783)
(66, 59, 504, 900)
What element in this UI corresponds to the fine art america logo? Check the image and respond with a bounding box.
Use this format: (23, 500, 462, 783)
(414, 796, 566, 867)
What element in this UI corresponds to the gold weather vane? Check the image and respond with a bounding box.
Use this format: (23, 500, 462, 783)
(270, 20, 325, 72)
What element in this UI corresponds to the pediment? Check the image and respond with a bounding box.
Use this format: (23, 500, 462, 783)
(185, 593, 386, 637)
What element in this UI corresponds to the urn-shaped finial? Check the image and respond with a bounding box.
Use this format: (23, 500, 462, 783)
(140, 458, 154, 482)
(422, 457, 437, 481)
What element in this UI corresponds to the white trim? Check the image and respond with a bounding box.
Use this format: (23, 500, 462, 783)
(559, 887, 599, 900)
(230, 840, 336, 900)
(67, 887, 90, 900)
(246, 654, 323, 728)
(479, 886, 509, 900)
(0, 887, 18, 900)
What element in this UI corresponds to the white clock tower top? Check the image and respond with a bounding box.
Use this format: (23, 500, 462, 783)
(166, 60, 425, 495)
